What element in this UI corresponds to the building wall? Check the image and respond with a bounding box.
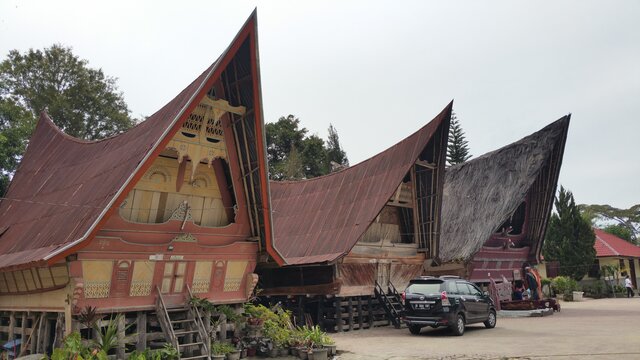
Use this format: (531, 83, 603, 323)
(586, 257, 640, 287)
(70, 93, 260, 313)
(0, 284, 71, 311)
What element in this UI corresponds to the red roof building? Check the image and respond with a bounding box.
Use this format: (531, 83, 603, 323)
(592, 228, 640, 288)
(594, 228, 640, 258)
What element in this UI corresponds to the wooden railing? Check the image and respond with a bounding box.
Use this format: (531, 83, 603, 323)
(374, 281, 402, 328)
(155, 286, 179, 351)
(186, 285, 211, 357)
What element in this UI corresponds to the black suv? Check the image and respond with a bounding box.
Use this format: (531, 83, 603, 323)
(401, 276, 496, 336)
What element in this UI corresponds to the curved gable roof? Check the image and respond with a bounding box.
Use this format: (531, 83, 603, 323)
(0, 12, 261, 270)
(439, 116, 570, 263)
(268, 102, 452, 265)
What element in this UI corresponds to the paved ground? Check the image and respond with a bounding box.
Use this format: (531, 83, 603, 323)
(329, 297, 640, 360)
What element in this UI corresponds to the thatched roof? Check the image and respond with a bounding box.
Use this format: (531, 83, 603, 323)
(439, 116, 570, 263)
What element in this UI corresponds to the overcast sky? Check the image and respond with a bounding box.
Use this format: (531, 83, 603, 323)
(1, 0, 638, 208)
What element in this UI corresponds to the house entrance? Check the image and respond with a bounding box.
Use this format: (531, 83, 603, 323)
(629, 259, 637, 289)
(161, 261, 187, 294)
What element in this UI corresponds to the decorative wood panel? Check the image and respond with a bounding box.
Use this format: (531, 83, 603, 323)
(0, 265, 69, 295)
(130, 261, 155, 297)
(82, 261, 113, 299)
(192, 261, 213, 294)
(119, 156, 229, 227)
(224, 261, 247, 292)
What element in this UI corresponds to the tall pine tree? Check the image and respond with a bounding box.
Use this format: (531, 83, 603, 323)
(326, 123, 349, 171)
(543, 186, 596, 280)
(446, 111, 471, 166)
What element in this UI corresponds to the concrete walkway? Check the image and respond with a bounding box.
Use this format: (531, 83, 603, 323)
(330, 297, 640, 359)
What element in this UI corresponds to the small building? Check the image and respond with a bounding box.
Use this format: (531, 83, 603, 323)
(587, 228, 640, 288)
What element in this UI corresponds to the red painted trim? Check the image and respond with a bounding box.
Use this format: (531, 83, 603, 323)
(46, 13, 260, 266)
(249, 22, 283, 265)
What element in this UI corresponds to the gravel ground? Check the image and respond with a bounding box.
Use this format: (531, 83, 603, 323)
(329, 297, 640, 360)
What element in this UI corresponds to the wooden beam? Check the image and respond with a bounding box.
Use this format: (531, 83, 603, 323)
(200, 96, 246, 116)
(137, 312, 147, 351)
(8, 312, 15, 341)
(335, 298, 343, 332)
(116, 314, 126, 360)
(357, 297, 364, 330)
(415, 160, 436, 169)
(259, 281, 341, 296)
(347, 298, 353, 331)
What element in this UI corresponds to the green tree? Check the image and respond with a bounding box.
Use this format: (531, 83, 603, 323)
(543, 186, 596, 281)
(281, 145, 305, 180)
(265, 115, 307, 180)
(301, 134, 328, 178)
(266, 115, 349, 180)
(0, 99, 34, 196)
(602, 224, 633, 243)
(579, 203, 639, 244)
(326, 123, 348, 170)
(446, 111, 471, 166)
(0, 44, 134, 140)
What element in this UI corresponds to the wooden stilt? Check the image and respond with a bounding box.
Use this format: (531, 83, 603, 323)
(8, 312, 15, 340)
(116, 314, 126, 360)
(137, 311, 147, 351)
(347, 298, 354, 331)
(219, 313, 227, 341)
(53, 313, 64, 349)
(36, 312, 46, 353)
(335, 297, 342, 332)
(367, 297, 374, 328)
(357, 297, 364, 330)
(317, 297, 324, 331)
(20, 313, 27, 341)
(43, 314, 52, 355)
(29, 315, 40, 354)
(297, 296, 304, 327)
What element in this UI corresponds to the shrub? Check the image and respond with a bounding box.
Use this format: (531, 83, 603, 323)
(551, 276, 579, 297)
(211, 341, 235, 355)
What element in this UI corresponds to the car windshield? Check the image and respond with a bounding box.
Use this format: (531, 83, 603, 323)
(406, 282, 442, 295)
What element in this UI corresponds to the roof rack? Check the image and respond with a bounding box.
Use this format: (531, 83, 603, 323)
(438, 275, 461, 280)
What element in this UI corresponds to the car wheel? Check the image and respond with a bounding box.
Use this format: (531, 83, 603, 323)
(484, 309, 497, 329)
(409, 325, 422, 335)
(450, 314, 465, 336)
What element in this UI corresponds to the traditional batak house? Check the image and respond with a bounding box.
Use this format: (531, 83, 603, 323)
(257, 104, 452, 331)
(430, 117, 570, 288)
(0, 12, 268, 358)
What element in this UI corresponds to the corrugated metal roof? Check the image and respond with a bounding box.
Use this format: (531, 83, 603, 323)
(0, 12, 260, 270)
(594, 228, 640, 258)
(268, 103, 452, 265)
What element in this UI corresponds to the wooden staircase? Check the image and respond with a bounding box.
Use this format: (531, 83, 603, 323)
(156, 287, 211, 360)
(374, 281, 404, 329)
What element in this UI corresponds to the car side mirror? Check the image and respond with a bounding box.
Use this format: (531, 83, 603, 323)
(483, 291, 489, 297)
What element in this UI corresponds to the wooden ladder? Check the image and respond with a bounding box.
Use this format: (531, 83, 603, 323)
(156, 287, 211, 360)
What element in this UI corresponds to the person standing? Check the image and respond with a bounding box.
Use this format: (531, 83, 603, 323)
(625, 275, 634, 298)
(525, 267, 540, 300)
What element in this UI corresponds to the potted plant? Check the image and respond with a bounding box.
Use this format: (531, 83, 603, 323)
(307, 326, 328, 360)
(322, 333, 336, 356)
(211, 342, 234, 360)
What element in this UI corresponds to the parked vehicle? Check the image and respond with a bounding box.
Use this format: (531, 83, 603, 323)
(401, 275, 496, 336)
